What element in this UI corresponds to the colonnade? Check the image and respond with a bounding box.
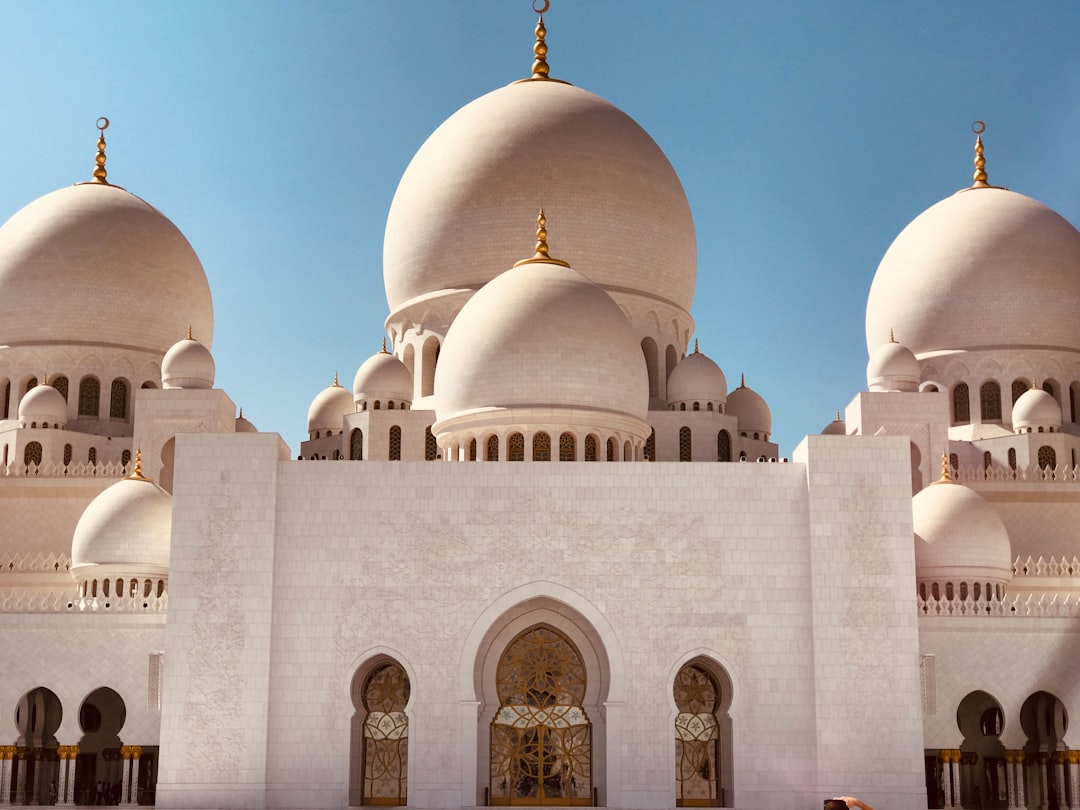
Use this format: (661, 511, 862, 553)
(939, 748, 1080, 810)
(0, 744, 145, 806)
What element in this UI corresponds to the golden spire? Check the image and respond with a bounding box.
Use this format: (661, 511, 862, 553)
(514, 209, 571, 267)
(694, 339, 700, 354)
(971, 121, 989, 189)
(187, 325, 193, 340)
(380, 337, 388, 353)
(239, 407, 244, 418)
(1031, 377, 1038, 390)
(531, 0, 551, 80)
(889, 328, 896, 343)
(333, 371, 341, 387)
(129, 448, 147, 481)
(92, 117, 110, 184)
(739, 373, 746, 388)
(936, 451, 957, 484)
(835, 409, 842, 421)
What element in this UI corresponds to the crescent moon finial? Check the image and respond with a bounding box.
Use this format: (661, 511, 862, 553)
(971, 120, 989, 188)
(92, 116, 110, 184)
(529, 0, 552, 79)
(533, 0, 550, 13)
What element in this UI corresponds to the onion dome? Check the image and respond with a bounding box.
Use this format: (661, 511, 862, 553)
(913, 456, 1012, 596)
(383, 79, 696, 332)
(727, 375, 772, 438)
(70, 452, 172, 589)
(0, 123, 213, 354)
(821, 411, 846, 436)
(234, 408, 258, 433)
(18, 382, 67, 427)
(1012, 382, 1062, 433)
(667, 341, 727, 411)
(866, 128, 1080, 358)
(161, 329, 215, 389)
(433, 212, 649, 445)
(352, 340, 414, 409)
(866, 331, 920, 392)
(307, 373, 354, 437)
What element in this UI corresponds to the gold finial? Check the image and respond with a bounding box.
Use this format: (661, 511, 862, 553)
(187, 325, 193, 341)
(92, 117, 110, 184)
(835, 410, 842, 421)
(514, 209, 571, 267)
(740, 373, 746, 388)
(937, 451, 957, 484)
(380, 337, 388, 353)
(889, 328, 896, 343)
(971, 121, 989, 188)
(531, 0, 551, 80)
(239, 407, 244, 418)
(1031, 377, 1038, 390)
(333, 371, 341, 387)
(693, 339, 700, 354)
(129, 448, 147, 481)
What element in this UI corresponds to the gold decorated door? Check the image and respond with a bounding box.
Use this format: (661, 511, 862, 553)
(490, 626, 592, 805)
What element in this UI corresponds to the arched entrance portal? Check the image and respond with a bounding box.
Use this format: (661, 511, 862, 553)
(74, 687, 126, 805)
(956, 691, 1007, 809)
(490, 625, 592, 805)
(350, 659, 410, 806)
(12, 686, 62, 804)
(1020, 691, 1069, 810)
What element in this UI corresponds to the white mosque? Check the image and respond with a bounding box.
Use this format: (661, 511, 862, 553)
(1, 7, 1079, 810)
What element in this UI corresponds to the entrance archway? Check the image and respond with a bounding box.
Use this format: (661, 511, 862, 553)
(956, 690, 1007, 809)
(12, 686, 62, 804)
(349, 659, 410, 806)
(1020, 691, 1069, 810)
(74, 687, 126, 806)
(674, 661, 732, 807)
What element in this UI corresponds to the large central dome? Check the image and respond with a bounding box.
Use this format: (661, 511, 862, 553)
(383, 79, 697, 319)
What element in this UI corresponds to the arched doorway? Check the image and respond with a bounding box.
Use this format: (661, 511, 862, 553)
(12, 686, 62, 804)
(490, 625, 592, 805)
(74, 687, 126, 805)
(350, 659, 409, 806)
(673, 659, 733, 807)
(1020, 691, 1069, 810)
(956, 691, 1007, 809)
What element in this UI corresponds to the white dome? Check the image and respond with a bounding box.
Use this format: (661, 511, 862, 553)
(307, 377, 354, 435)
(71, 472, 172, 576)
(18, 383, 67, 426)
(353, 347, 413, 407)
(161, 335, 215, 389)
(867, 187, 1080, 357)
(383, 80, 696, 324)
(1012, 385, 1062, 432)
(866, 336, 920, 392)
(727, 377, 772, 436)
(0, 182, 213, 354)
(913, 474, 1012, 589)
(433, 259, 648, 437)
(667, 346, 727, 408)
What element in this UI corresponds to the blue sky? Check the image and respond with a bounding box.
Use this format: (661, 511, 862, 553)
(3, 1, 1079, 455)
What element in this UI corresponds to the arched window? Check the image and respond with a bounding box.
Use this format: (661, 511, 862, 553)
(350, 428, 364, 460)
(88, 447, 97, 465)
(606, 438, 616, 462)
(1012, 379, 1029, 405)
(78, 376, 100, 417)
(141, 380, 157, 389)
(487, 435, 500, 461)
(980, 381, 1001, 421)
(1038, 446, 1056, 473)
(121, 449, 132, 468)
(584, 435, 597, 462)
(679, 427, 692, 462)
(952, 383, 970, 424)
(509, 433, 524, 462)
(24, 441, 42, 468)
(63, 444, 73, 466)
(2, 379, 9, 419)
(469, 438, 477, 461)
(1043, 380, 1055, 397)
(490, 626, 592, 805)
(374, 401, 381, 410)
(1008, 448, 1017, 475)
(421, 337, 439, 398)
(52, 376, 69, 401)
(717, 430, 731, 462)
(387, 401, 395, 410)
(559, 432, 575, 462)
(674, 663, 724, 807)
(666, 345, 678, 386)
(533, 432, 551, 462)
(1071, 383, 1080, 423)
(424, 426, 437, 461)
(24, 376, 38, 393)
(624, 440, 632, 461)
(644, 429, 656, 462)
(358, 662, 409, 806)
(109, 380, 127, 419)
(388, 426, 402, 461)
(693, 402, 700, 412)
(641, 337, 659, 400)
(949, 453, 959, 475)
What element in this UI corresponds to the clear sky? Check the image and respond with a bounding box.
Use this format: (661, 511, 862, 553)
(3, 1, 1079, 456)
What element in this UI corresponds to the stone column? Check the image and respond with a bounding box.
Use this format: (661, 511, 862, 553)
(941, 749, 959, 810)
(119, 746, 142, 806)
(1068, 751, 1080, 810)
(56, 746, 77, 806)
(1005, 750, 1023, 810)
(13, 749, 27, 806)
(0, 746, 13, 806)
(1053, 752, 1069, 810)
(1035, 753, 1050, 810)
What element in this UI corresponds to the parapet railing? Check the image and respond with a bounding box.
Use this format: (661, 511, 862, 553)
(954, 464, 1080, 484)
(919, 592, 1080, 618)
(0, 591, 167, 614)
(1013, 556, 1080, 576)
(0, 552, 71, 573)
(1, 460, 130, 478)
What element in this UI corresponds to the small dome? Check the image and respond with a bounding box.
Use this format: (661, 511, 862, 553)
(913, 469, 1012, 591)
(353, 345, 413, 407)
(433, 258, 648, 438)
(235, 409, 258, 433)
(162, 334, 215, 389)
(71, 469, 172, 578)
(727, 377, 772, 436)
(867, 335, 920, 392)
(667, 344, 727, 408)
(0, 182, 213, 354)
(307, 375, 354, 436)
(867, 187, 1080, 357)
(821, 412, 846, 436)
(1012, 384, 1062, 432)
(18, 383, 67, 426)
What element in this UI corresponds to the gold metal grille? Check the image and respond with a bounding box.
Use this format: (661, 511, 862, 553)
(533, 432, 551, 462)
(491, 627, 591, 805)
(559, 433, 575, 462)
(362, 663, 409, 805)
(674, 665, 720, 807)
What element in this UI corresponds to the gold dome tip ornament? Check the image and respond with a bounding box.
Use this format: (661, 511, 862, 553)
(740, 373, 746, 388)
(91, 117, 110, 184)
(238, 407, 244, 418)
(1031, 377, 1038, 390)
(835, 410, 842, 421)
(380, 337, 388, 353)
(531, 0, 551, 80)
(970, 121, 990, 189)
(889, 328, 896, 343)
(694, 339, 700, 354)
(937, 451, 957, 484)
(186, 324, 193, 341)
(129, 448, 148, 481)
(333, 371, 341, 387)
(513, 209, 571, 267)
